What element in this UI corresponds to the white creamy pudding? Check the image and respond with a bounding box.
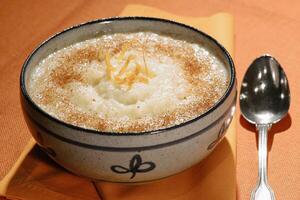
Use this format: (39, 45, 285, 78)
(28, 32, 229, 133)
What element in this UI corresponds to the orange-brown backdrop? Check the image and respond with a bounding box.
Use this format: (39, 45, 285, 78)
(0, 0, 299, 200)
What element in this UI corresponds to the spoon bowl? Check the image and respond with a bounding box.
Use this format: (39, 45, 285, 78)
(240, 54, 290, 125)
(240, 55, 290, 200)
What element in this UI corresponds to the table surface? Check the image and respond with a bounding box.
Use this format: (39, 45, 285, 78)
(0, 0, 299, 200)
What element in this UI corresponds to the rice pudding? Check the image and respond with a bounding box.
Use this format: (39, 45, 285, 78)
(28, 32, 229, 133)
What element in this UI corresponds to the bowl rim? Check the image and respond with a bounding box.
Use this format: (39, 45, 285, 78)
(20, 16, 236, 136)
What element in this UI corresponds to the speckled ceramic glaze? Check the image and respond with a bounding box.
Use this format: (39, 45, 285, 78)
(20, 17, 237, 183)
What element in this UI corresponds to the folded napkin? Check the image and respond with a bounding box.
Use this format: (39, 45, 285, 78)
(0, 4, 235, 200)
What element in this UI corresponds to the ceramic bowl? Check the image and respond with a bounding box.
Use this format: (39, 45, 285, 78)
(20, 17, 236, 183)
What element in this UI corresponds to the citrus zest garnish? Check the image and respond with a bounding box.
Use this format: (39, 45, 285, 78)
(114, 76, 126, 84)
(102, 45, 156, 89)
(143, 62, 149, 74)
(136, 75, 149, 84)
(117, 43, 129, 63)
(118, 55, 134, 76)
(147, 69, 156, 78)
(136, 63, 144, 74)
(105, 51, 115, 80)
(98, 47, 104, 61)
(123, 71, 136, 89)
(138, 63, 156, 78)
(134, 64, 141, 75)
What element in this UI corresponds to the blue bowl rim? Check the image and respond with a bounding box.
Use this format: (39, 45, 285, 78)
(20, 16, 236, 136)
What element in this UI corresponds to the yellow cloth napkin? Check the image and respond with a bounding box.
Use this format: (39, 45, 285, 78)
(0, 4, 235, 200)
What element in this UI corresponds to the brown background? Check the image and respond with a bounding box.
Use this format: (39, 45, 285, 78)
(0, 0, 299, 199)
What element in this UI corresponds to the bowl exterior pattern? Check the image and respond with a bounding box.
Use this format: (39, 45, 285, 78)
(20, 17, 236, 183)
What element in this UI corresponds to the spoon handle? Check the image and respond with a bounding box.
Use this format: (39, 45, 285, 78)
(250, 124, 275, 200)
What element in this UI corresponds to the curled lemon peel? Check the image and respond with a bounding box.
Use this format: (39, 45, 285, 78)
(141, 44, 157, 77)
(118, 55, 135, 76)
(99, 43, 156, 89)
(114, 76, 126, 84)
(105, 51, 116, 80)
(147, 69, 156, 78)
(134, 64, 141, 75)
(137, 63, 156, 78)
(98, 48, 103, 61)
(136, 75, 149, 84)
(117, 43, 130, 63)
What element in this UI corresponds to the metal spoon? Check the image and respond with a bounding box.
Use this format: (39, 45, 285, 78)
(240, 55, 290, 200)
